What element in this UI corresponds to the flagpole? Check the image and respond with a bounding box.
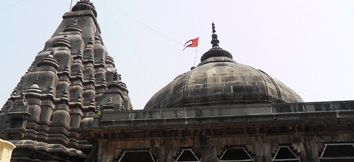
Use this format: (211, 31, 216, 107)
(193, 46, 198, 67)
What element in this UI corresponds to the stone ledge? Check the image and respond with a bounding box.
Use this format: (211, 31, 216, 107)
(100, 100, 354, 124)
(9, 140, 86, 158)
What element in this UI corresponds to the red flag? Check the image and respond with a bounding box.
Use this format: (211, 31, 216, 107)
(183, 37, 199, 50)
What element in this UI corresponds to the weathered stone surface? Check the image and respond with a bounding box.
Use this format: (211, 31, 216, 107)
(82, 101, 354, 162)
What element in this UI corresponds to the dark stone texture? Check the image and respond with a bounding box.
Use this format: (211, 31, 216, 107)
(86, 101, 354, 162)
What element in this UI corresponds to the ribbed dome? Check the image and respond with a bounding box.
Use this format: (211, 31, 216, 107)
(144, 23, 303, 110)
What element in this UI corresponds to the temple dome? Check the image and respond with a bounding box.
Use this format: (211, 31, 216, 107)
(144, 23, 302, 110)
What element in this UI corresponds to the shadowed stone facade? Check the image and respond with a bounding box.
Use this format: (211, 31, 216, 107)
(1, 1, 354, 162)
(92, 101, 354, 162)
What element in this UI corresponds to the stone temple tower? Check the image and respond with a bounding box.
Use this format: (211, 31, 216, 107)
(0, 0, 132, 161)
(2, 1, 354, 162)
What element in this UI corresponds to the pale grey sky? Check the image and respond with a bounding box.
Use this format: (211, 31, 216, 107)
(1, 0, 354, 109)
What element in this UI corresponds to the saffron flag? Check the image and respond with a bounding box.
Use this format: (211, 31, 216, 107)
(183, 37, 199, 50)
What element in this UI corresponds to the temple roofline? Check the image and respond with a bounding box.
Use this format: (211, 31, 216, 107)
(98, 100, 354, 128)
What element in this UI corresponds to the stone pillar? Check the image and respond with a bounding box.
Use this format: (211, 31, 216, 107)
(254, 137, 272, 162)
(304, 139, 320, 162)
(0, 139, 16, 162)
(97, 140, 109, 162)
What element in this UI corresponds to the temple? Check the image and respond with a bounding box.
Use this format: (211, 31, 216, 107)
(1, 1, 354, 162)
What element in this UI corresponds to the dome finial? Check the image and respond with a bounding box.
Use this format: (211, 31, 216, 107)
(199, 23, 233, 64)
(211, 22, 220, 48)
(212, 22, 216, 34)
